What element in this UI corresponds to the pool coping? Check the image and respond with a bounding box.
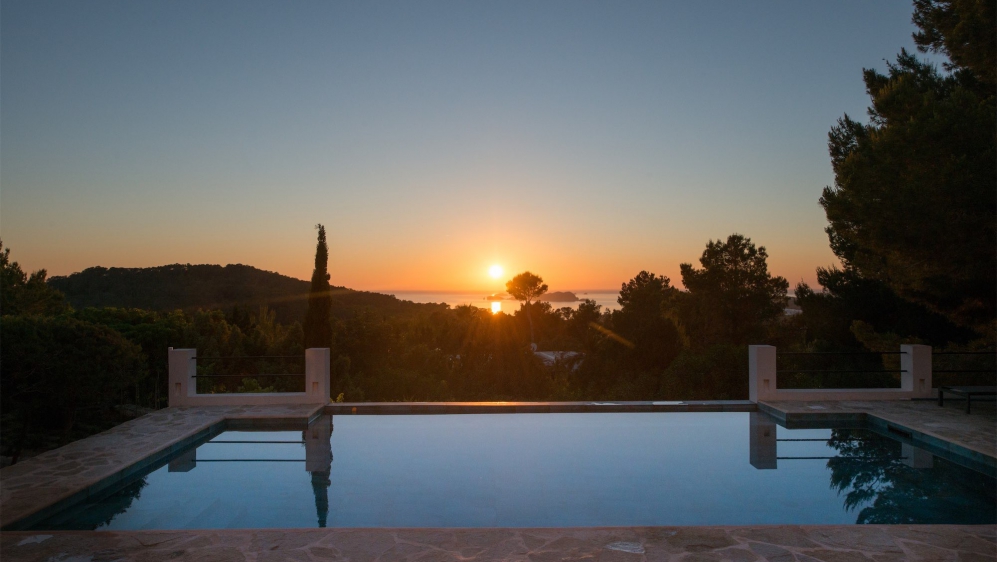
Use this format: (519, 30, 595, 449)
(2, 524, 995, 561)
(325, 399, 757, 414)
(1, 399, 994, 533)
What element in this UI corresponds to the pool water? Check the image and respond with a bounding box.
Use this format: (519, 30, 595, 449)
(30, 413, 996, 529)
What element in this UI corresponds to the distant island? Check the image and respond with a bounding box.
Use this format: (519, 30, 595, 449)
(540, 291, 580, 303)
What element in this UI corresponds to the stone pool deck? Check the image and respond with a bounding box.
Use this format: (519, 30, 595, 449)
(1, 399, 994, 560)
(2, 524, 995, 561)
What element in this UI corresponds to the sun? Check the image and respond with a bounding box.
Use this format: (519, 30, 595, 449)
(488, 264, 504, 279)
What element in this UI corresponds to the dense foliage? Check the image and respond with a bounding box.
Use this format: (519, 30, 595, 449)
(818, 0, 995, 331)
(0, 242, 68, 317)
(0, 315, 145, 462)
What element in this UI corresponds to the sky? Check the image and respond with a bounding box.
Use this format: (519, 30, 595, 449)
(1, 1, 928, 292)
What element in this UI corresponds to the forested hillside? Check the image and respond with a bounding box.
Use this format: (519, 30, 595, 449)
(47, 264, 438, 323)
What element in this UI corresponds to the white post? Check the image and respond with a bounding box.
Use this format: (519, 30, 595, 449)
(168, 348, 197, 407)
(749, 345, 777, 402)
(305, 348, 331, 404)
(901, 344, 932, 399)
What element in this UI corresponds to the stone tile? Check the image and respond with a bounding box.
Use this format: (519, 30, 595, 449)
(732, 527, 820, 549)
(747, 542, 795, 562)
(961, 554, 997, 562)
(665, 528, 739, 553)
(892, 527, 997, 555)
(797, 550, 871, 562)
(805, 527, 903, 555)
(899, 540, 962, 561)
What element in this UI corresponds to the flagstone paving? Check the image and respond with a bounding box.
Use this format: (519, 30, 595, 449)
(0, 404, 324, 529)
(1, 525, 994, 561)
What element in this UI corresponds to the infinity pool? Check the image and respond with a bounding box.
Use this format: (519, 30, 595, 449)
(30, 413, 996, 529)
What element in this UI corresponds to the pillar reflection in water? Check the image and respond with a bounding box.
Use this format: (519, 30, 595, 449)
(168, 448, 197, 472)
(304, 415, 333, 527)
(749, 412, 777, 470)
(901, 442, 934, 469)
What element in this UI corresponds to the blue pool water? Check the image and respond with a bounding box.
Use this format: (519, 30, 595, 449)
(29, 413, 996, 529)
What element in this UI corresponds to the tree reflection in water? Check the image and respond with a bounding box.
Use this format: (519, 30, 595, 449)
(311, 470, 331, 527)
(826, 429, 996, 524)
(34, 477, 149, 530)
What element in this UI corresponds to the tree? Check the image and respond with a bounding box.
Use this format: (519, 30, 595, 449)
(303, 225, 332, 349)
(565, 299, 603, 353)
(613, 271, 684, 369)
(820, 1, 996, 330)
(794, 267, 973, 350)
(506, 271, 548, 345)
(680, 234, 788, 345)
(0, 241, 68, 317)
(912, 0, 995, 87)
(1, 316, 145, 462)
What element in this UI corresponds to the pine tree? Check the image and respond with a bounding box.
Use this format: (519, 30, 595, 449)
(303, 225, 332, 349)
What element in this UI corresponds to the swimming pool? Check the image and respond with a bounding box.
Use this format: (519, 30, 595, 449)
(28, 412, 996, 529)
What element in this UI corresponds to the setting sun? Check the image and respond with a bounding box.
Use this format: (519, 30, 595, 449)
(488, 264, 504, 279)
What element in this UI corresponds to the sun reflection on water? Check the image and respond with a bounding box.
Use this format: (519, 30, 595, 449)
(491, 301, 501, 314)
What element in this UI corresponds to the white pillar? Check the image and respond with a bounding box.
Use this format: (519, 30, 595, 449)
(901, 344, 932, 399)
(749, 345, 777, 402)
(305, 348, 331, 404)
(168, 348, 197, 407)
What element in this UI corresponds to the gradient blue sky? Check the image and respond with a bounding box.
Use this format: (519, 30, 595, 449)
(2, 1, 926, 291)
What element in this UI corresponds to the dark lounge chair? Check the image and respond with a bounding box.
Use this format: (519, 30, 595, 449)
(938, 386, 997, 414)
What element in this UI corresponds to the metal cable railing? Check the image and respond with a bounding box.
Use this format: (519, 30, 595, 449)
(190, 354, 307, 391)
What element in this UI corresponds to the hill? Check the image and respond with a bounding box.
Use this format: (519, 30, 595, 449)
(47, 264, 443, 323)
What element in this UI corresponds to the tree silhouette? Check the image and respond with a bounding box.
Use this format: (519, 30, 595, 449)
(614, 271, 684, 369)
(680, 234, 788, 345)
(304, 225, 332, 349)
(0, 241, 68, 317)
(820, 0, 995, 330)
(506, 271, 548, 346)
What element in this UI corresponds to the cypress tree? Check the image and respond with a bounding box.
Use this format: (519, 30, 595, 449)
(304, 224, 332, 349)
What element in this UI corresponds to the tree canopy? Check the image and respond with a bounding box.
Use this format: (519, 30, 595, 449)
(613, 271, 684, 370)
(506, 271, 548, 345)
(0, 241, 68, 317)
(680, 234, 789, 345)
(819, 0, 996, 330)
(912, 0, 995, 86)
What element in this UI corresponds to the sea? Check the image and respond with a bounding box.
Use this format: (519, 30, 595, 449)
(388, 290, 622, 314)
